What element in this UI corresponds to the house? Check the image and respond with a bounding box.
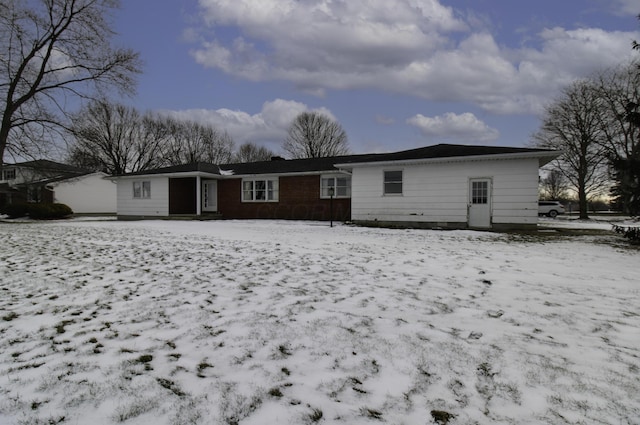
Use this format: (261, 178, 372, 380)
(0, 160, 117, 214)
(113, 144, 559, 230)
(48, 172, 117, 214)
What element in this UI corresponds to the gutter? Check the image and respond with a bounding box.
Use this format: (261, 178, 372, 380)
(334, 151, 561, 169)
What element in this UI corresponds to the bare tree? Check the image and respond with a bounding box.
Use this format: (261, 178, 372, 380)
(540, 169, 570, 200)
(283, 112, 349, 159)
(233, 142, 275, 163)
(68, 101, 165, 174)
(161, 118, 234, 166)
(0, 0, 141, 166)
(532, 79, 610, 219)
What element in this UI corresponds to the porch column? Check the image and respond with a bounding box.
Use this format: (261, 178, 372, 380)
(196, 175, 202, 216)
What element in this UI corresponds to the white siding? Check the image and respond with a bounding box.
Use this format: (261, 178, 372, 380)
(351, 158, 539, 226)
(52, 173, 117, 214)
(117, 177, 169, 217)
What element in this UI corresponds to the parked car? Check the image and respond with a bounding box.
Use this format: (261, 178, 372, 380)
(538, 201, 565, 217)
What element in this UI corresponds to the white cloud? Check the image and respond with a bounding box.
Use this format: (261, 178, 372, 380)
(407, 112, 499, 143)
(611, 0, 640, 16)
(190, 0, 640, 115)
(159, 99, 335, 147)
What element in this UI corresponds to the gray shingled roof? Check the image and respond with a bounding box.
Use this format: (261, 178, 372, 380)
(117, 144, 558, 177)
(6, 159, 92, 175)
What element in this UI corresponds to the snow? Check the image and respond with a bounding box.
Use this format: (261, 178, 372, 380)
(0, 218, 638, 424)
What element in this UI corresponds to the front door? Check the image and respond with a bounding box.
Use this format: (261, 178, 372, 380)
(468, 178, 491, 228)
(202, 180, 217, 212)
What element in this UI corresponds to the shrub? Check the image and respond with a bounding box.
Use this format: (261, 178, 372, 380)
(1, 203, 29, 218)
(27, 203, 73, 220)
(612, 224, 640, 244)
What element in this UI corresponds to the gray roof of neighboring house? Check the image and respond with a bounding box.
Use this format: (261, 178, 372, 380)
(115, 144, 559, 177)
(5, 159, 91, 175)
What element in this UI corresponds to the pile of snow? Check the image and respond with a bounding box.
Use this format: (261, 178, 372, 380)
(0, 219, 637, 424)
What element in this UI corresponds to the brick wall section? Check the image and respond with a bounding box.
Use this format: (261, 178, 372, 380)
(218, 175, 351, 221)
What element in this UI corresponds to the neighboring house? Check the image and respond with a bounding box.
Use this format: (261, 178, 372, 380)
(0, 160, 116, 214)
(49, 172, 117, 214)
(113, 144, 559, 230)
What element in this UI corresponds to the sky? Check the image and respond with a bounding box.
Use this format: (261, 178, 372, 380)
(112, 0, 640, 155)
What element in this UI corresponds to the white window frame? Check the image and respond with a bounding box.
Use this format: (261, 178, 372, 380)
(320, 175, 351, 198)
(133, 180, 151, 199)
(242, 178, 279, 202)
(2, 169, 16, 180)
(383, 170, 403, 195)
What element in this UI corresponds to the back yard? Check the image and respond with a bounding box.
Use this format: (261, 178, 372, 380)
(0, 218, 638, 424)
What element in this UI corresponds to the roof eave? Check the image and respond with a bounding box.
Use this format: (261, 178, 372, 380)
(110, 171, 221, 180)
(335, 151, 561, 169)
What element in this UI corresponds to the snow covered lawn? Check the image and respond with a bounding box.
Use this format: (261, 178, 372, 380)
(0, 219, 638, 424)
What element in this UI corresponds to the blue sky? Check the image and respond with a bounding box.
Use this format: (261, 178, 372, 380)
(113, 0, 640, 155)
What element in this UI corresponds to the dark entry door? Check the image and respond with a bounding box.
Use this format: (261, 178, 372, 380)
(169, 177, 197, 214)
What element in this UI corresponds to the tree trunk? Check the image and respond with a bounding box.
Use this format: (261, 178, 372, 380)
(578, 183, 589, 219)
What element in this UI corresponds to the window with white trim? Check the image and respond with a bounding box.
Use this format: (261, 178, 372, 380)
(242, 178, 278, 202)
(383, 170, 403, 195)
(471, 180, 488, 204)
(133, 181, 151, 199)
(2, 169, 16, 180)
(320, 176, 351, 198)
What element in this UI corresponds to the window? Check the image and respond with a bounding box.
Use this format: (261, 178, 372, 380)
(133, 181, 151, 199)
(27, 186, 41, 203)
(242, 178, 278, 202)
(321, 176, 351, 198)
(383, 170, 403, 195)
(471, 181, 488, 204)
(2, 169, 16, 180)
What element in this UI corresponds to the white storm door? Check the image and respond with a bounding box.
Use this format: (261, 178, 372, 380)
(468, 179, 491, 228)
(202, 180, 217, 212)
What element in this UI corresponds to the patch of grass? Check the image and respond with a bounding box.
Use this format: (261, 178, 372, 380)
(281, 367, 291, 376)
(2, 311, 18, 321)
(55, 320, 74, 334)
(156, 377, 186, 397)
(196, 361, 213, 377)
(268, 387, 283, 398)
(114, 398, 158, 422)
(360, 407, 383, 420)
(431, 410, 456, 424)
(219, 390, 263, 425)
(131, 354, 153, 371)
(275, 344, 292, 358)
(10, 362, 45, 372)
(308, 407, 323, 422)
(477, 362, 495, 378)
(136, 354, 153, 363)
